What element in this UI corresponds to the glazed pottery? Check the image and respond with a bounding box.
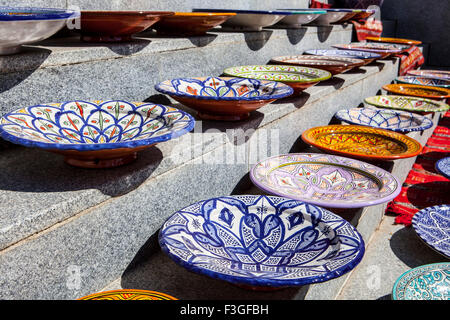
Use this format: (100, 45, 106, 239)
(0, 6, 79, 55)
(0, 100, 195, 168)
(396, 76, 450, 89)
(335, 107, 433, 133)
(407, 70, 450, 81)
(250, 153, 400, 208)
(151, 12, 236, 36)
(304, 49, 381, 66)
(412, 205, 450, 258)
(436, 157, 450, 179)
(155, 77, 293, 121)
(273, 9, 326, 27)
(159, 194, 365, 289)
(351, 9, 376, 20)
(79, 11, 173, 42)
(301, 124, 423, 161)
(78, 289, 178, 300)
(392, 263, 450, 300)
(366, 36, 422, 46)
(222, 65, 332, 95)
(364, 95, 450, 113)
(304, 9, 352, 25)
(332, 43, 402, 58)
(382, 84, 450, 100)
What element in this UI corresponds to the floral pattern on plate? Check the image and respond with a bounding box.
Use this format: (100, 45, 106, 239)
(436, 157, 450, 179)
(364, 95, 450, 113)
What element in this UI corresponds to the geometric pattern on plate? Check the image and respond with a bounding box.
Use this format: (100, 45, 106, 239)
(406, 70, 450, 81)
(396, 76, 450, 88)
(364, 95, 450, 113)
(332, 43, 403, 54)
(250, 153, 400, 208)
(270, 55, 363, 67)
(78, 289, 178, 300)
(159, 194, 365, 287)
(303, 49, 381, 60)
(435, 157, 450, 179)
(382, 84, 450, 99)
(335, 107, 433, 133)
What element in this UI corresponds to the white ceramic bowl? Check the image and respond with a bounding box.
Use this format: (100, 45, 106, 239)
(275, 10, 325, 28)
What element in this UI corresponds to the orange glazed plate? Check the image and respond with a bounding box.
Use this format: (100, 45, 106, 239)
(382, 83, 450, 100)
(366, 36, 422, 46)
(301, 125, 423, 161)
(78, 289, 178, 300)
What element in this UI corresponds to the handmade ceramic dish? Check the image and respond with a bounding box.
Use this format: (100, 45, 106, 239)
(155, 77, 293, 121)
(304, 9, 352, 25)
(304, 49, 381, 66)
(159, 194, 365, 289)
(273, 9, 326, 28)
(222, 65, 332, 95)
(269, 55, 364, 75)
(382, 84, 450, 100)
(78, 289, 178, 300)
(0, 100, 195, 168)
(364, 95, 450, 113)
(0, 6, 79, 55)
(79, 10, 173, 42)
(396, 76, 450, 89)
(332, 43, 402, 58)
(366, 36, 421, 46)
(250, 153, 401, 208)
(151, 12, 236, 36)
(392, 263, 450, 300)
(435, 157, 450, 179)
(407, 70, 450, 81)
(412, 204, 450, 258)
(335, 107, 433, 133)
(301, 124, 423, 161)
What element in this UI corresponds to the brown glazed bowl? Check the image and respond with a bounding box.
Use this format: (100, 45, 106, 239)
(79, 10, 174, 42)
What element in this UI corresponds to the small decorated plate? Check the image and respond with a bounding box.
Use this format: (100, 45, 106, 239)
(332, 43, 402, 58)
(223, 65, 332, 94)
(382, 84, 450, 100)
(304, 49, 381, 65)
(366, 36, 421, 46)
(78, 289, 178, 300)
(250, 153, 400, 208)
(301, 124, 423, 161)
(0, 100, 195, 168)
(335, 107, 433, 133)
(407, 70, 450, 81)
(155, 77, 293, 121)
(436, 157, 450, 179)
(396, 76, 450, 89)
(364, 95, 450, 113)
(159, 194, 365, 289)
(392, 263, 450, 300)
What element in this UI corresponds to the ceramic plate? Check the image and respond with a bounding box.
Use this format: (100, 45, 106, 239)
(436, 157, 450, 179)
(364, 95, 450, 113)
(159, 194, 365, 288)
(250, 153, 400, 208)
(412, 205, 450, 258)
(335, 107, 433, 133)
(351, 9, 375, 20)
(366, 36, 421, 45)
(78, 289, 178, 300)
(332, 43, 402, 57)
(392, 263, 450, 300)
(407, 70, 450, 81)
(301, 125, 423, 160)
(396, 76, 450, 89)
(382, 84, 450, 100)
(304, 49, 381, 65)
(273, 9, 326, 27)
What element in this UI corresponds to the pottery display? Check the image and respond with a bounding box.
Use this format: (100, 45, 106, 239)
(159, 194, 365, 289)
(304, 49, 381, 66)
(396, 76, 450, 89)
(382, 83, 450, 100)
(335, 107, 433, 133)
(351, 9, 376, 20)
(407, 70, 450, 81)
(269, 55, 364, 75)
(273, 9, 326, 28)
(250, 153, 401, 208)
(332, 43, 402, 58)
(392, 263, 450, 300)
(366, 36, 422, 46)
(78, 289, 178, 300)
(222, 65, 332, 95)
(364, 95, 450, 113)
(412, 205, 450, 258)
(435, 157, 450, 179)
(155, 77, 293, 121)
(301, 124, 423, 161)
(151, 12, 236, 36)
(79, 10, 173, 42)
(304, 9, 353, 25)
(0, 6, 80, 55)
(0, 100, 195, 168)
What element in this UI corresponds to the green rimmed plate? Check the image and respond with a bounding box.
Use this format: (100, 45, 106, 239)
(364, 95, 450, 113)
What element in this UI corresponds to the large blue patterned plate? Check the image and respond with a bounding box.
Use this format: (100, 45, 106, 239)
(335, 107, 433, 133)
(412, 204, 450, 258)
(435, 157, 450, 179)
(159, 195, 365, 289)
(393, 263, 450, 300)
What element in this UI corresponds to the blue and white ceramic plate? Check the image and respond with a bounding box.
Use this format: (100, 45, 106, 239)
(159, 195, 365, 288)
(412, 204, 450, 258)
(393, 263, 450, 300)
(335, 107, 433, 133)
(304, 49, 381, 60)
(436, 157, 450, 179)
(396, 76, 450, 88)
(0, 6, 79, 20)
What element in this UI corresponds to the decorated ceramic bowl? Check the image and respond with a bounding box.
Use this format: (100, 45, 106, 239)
(273, 9, 326, 27)
(332, 43, 402, 58)
(412, 204, 450, 258)
(0, 6, 79, 55)
(155, 77, 293, 121)
(159, 194, 365, 289)
(250, 153, 401, 208)
(304, 49, 381, 66)
(304, 9, 352, 25)
(78, 289, 178, 300)
(79, 10, 173, 42)
(364, 95, 450, 113)
(396, 76, 450, 89)
(382, 84, 450, 100)
(301, 124, 423, 161)
(269, 54, 363, 75)
(407, 70, 450, 81)
(222, 65, 332, 95)
(436, 157, 450, 179)
(392, 263, 450, 300)
(366, 36, 421, 46)
(0, 100, 195, 168)
(335, 107, 433, 133)
(151, 12, 236, 36)
(351, 9, 376, 20)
